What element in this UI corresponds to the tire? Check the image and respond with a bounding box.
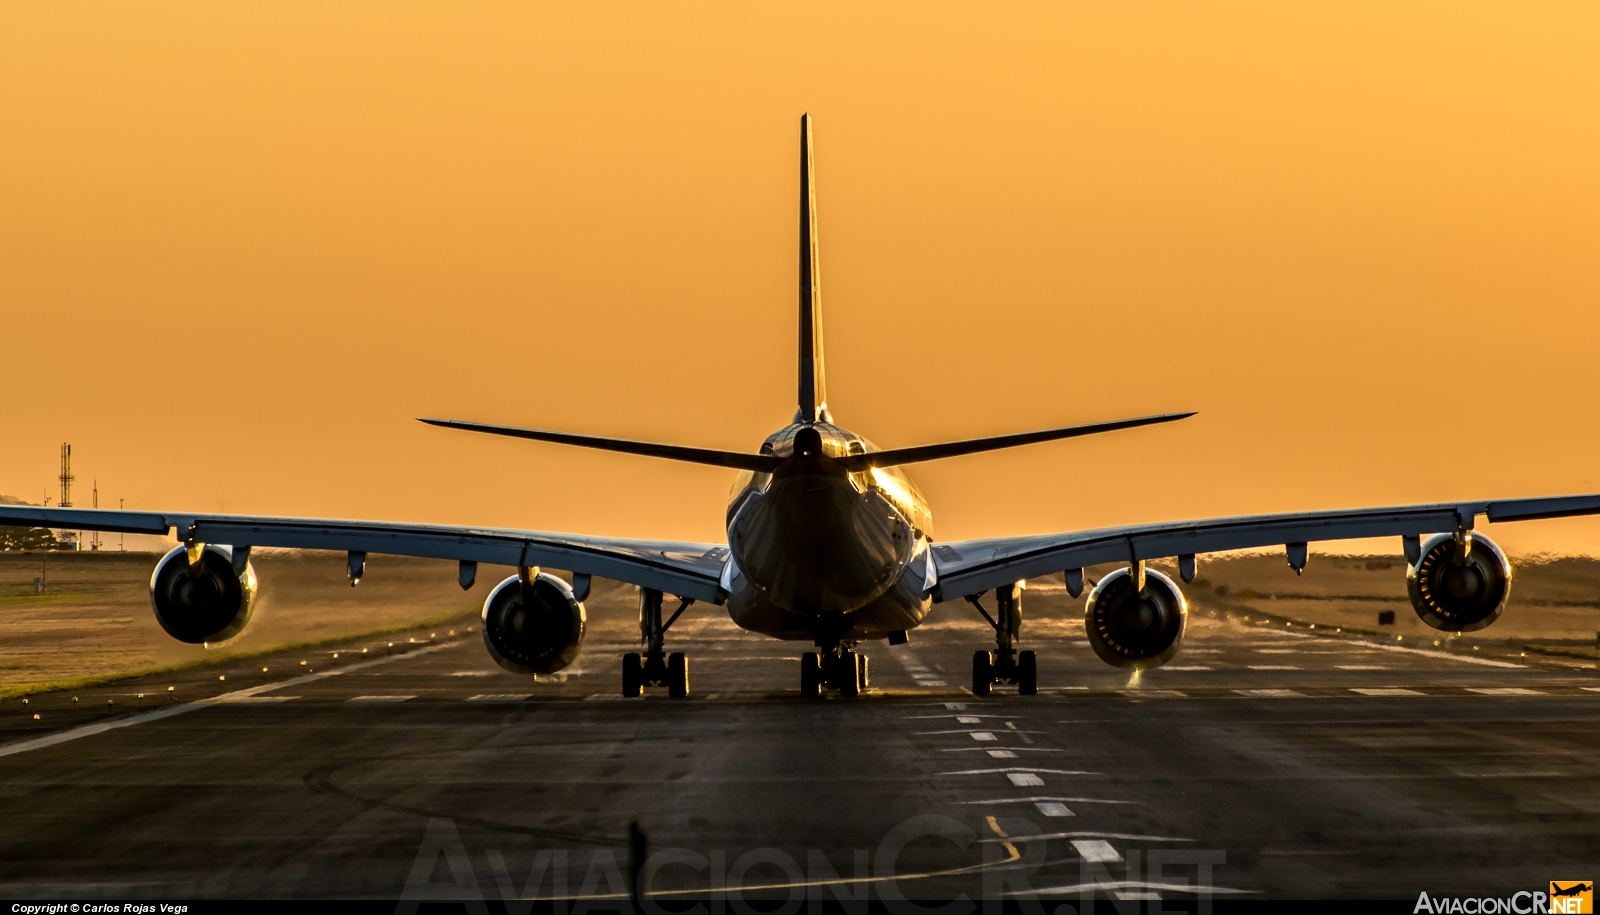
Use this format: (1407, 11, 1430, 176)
(1018, 650, 1037, 696)
(667, 652, 689, 698)
(839, 652, 860, 697)
(857, 654, 870, 690)
(971, 650, 993, 697)
(800, 652, 821, 698)
(622, 653, 642, 698)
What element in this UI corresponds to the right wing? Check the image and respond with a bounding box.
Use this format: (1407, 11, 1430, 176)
(0, 505, 728, 603)
(929, 492, 1600, 601)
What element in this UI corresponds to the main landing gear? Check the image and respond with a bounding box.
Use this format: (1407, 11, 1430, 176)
(800, 645, 869, 698)
(622, 588, 693, 698)
(966, 582, 1037, 696)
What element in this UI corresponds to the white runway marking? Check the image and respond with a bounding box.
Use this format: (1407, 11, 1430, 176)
(1257, 649, 1298, 654)
(1235, 689, 1306, 698)
(1337, 665, 1389, 670)
(956, 797, 1137, 806)
(1343, 638, 1523, 668)
(1116, 891, 1162, 901)
(348, 695, 415, 702)
(1584, 687, 1600, 693)
(1248, 665, 1299, 670)
(1009, 773, 1044, 786)
(449, 671, 494, 676)
(971, 731, 996, 742)
(1071, 839, 1123, 863)
(976, 830, 1192, 844)
(1035, 801, 1074, 817)
(988, 750, 1018, 758)
(945, 702, 968, 710)
(917, 680, 948, 687)
(232, 696, 297, 703)
(1466, 687, 1546, 696)
(1162, 665, 1210, 671)
(1350, 688, 1423, 697)
(941, 747, 1061, 754)
(957, 716, 982, 724)
(940, 767, 1095, 776)
(466, 694, 530, 702)
(0, 642, 455, 759)
(1021, 880, 1254, 897)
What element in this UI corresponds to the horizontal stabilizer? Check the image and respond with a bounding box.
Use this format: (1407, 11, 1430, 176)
(419, 419, 783, 472)
(835, 412, 1196, 472)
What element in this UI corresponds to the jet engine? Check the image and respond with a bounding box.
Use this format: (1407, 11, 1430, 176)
(149, 544, 257, 643)
(1084, 567, 1187, 669)
(482, 572, 586, 674)
(1407, 533, 1512, 632)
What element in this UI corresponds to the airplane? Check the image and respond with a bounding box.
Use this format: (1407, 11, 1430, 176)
(8, 114, 1600, 700)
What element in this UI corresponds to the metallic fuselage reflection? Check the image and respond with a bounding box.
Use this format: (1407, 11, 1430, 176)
(725, 422, 934, 645)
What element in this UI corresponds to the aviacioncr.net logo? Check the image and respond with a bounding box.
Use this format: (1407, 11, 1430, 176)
(1414, 883, 1592, 915)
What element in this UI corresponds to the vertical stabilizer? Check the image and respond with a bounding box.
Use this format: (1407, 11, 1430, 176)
(797, 114, 829, 424)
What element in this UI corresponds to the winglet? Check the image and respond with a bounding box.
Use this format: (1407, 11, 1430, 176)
(797, 113, 829, 424)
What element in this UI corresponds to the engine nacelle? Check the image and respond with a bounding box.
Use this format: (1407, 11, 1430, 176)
(149, 544, 257, 644)
(482, 572, 586, 675)
(1084, 567, 1187, 669)
(1407, 533, 1511, 632)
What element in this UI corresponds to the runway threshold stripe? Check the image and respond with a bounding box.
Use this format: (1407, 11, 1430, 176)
(0, 642, 456, 760)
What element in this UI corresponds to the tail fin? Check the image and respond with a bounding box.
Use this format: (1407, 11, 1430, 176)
(797, 113, 829, 424)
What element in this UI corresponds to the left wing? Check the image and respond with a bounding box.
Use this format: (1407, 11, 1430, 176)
(929, 492, 1600, 601)
(0, 506, 728, 603)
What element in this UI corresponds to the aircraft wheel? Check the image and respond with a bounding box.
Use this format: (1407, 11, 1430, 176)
(1018, 650, 1038, 695)
(622, 653, 643, 698)
(667, 652, 689, 698)
(839, 651, 860, 697)
(971, 651, 993, 697)
(857, 654, 870, 690)
(800, 652, 821, 698)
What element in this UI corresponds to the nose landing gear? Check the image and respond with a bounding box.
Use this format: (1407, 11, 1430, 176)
(800, 645, 868, 698)
(965, 582, 1037, 696)
(622, 589, 693, 698)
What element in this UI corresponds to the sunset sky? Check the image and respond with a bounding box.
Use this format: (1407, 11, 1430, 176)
(2, 2, 1598, 559)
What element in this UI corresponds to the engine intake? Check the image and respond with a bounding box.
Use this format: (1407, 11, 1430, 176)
(149, 544, 257, 643)
(482, 572, 586, 675)
(1084, 567, 1187, 669)
(1407, 533, 1511, 632)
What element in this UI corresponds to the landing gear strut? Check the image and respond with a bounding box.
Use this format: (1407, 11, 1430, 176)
(622, 589, 693, 698)
(800, 644, 868, 698)
(966, 582, 1037, 696)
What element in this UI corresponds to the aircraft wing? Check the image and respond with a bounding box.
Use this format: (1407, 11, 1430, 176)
(0, 505, 728, 603)
(928, 492, 1600, 602)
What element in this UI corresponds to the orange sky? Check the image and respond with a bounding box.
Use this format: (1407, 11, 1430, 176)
(2, 2, 1598, 560)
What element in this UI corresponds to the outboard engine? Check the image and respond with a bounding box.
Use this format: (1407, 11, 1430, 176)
(1084, 567, 1187, 669)
(1407, 533, 1512, 632)
(149, 544, 257, 643)
(482, 572, 586, 674)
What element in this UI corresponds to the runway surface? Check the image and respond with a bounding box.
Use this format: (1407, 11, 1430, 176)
(1, 585, 1597, 902)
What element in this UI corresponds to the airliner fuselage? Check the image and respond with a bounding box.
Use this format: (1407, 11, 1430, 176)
(725, 421, 935, 646)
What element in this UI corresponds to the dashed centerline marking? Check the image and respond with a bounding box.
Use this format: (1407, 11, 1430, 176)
(1009, 774, 1044, 786)
(1350, 688, 1424, 697)
(348, 695, 415, 703)
(1035, 802, 1074, 817)
(1071, 839, 1123, 863)
(1234, 689, 1307, 698)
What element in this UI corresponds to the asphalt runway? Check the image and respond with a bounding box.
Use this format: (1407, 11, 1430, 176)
(1, 580, 1597, 902)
